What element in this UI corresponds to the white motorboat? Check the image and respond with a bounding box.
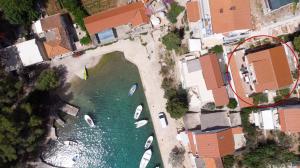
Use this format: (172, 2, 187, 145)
(144, 136, 153, 149)
(63, 140, 78, 146)
(128, 83, 138, 96)
(84, 115, 95, 127)
(139, 149, 152, 168)
(134, 104, 143, 120)
(135, 120, 148, 128)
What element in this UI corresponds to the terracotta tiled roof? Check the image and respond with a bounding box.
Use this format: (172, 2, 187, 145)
(209, 0, 252, 33)
(231, 126, 243, 134)
(200, 54, 229, 106)
(186, 1, 201, 22)
(229, 50, 253, 108)
(279, 106, 300, 133)
(203, 157, 223, 168)
(84, 2, 149, 35)
(187, 131, 197, 155)
(189, 128, 235, 158)
(247, 46, 293, 92)
(41, 14, 73, 58)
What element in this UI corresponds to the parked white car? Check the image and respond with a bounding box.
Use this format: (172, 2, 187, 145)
(158, 112, 168, 128)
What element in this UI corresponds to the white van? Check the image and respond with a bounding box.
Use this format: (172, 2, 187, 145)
(158, 112, 168, 128)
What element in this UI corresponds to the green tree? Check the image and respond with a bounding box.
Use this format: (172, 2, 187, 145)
(242, 142, 298, 168)
(293, 36, 300, 52)
(227, 98, 237, 109)
(36, 69, 59, 91)
(61, 0, 88, 30)
(80, 35, 91, 45)
(209, 45, 224, 54)
(166, 2, 185, 23)
(0, 0, 39, 25)
(222, 155, 235, 168)
(162, 32, 181, 51)
(165, 87, 188, 119)
(250, 93, 268, 105)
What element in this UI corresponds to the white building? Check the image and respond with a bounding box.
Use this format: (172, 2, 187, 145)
(253, 108, 280, 130)
(16, 39, 44, 67)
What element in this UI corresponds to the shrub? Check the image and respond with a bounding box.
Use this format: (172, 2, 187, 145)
(169, 146, 185, 167)
(227, 98, 237, 109)
(61, 0, 88, 30)
(292, 69, 299, 80)
(80, 36, 91, 45)
(164, 86, 188, 119)
(293, 36, 300, 52)
(36, 69, 59, 91)
(209, 45, 223, 54)
(277, 88, 290, 97)
(223, 155, 235, 168)
(166, 2, 185, 23)
(162, 32, 181, 51)
(273, 95, 282, 102)
(250, 93, 268, 105)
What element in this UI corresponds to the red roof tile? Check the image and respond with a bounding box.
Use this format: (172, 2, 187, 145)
(247, 46, 293, 92)
(84, 2, 149, 35)
(279, 106, 300, 133)
(200, 54, 229, 106)
(186, 1, 201, 22)
(189, 129, 235, 158)
(209, 0, 253, 33)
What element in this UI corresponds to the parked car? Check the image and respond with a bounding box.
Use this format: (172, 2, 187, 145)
(158, 112, 168, 128)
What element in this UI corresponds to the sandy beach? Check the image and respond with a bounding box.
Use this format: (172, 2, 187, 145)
(51, 39, 192, 168)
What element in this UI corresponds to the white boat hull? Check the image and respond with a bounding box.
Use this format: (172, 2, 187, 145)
(134, 105, 143, 120)
(84, 115, 95, 127)
(135, 120, 148, 128)
(139, 149, 152, 168)
(144, 136, 153, 149)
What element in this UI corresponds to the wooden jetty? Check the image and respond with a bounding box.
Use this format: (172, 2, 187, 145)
(59, 103, 79, 116)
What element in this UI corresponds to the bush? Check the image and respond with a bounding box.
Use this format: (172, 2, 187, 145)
(242, 142, 298, 168)
(250, 93, 268, 105)
(169, 146, 186, 167)
(227, 98, 237, 109)
(293, 36, 300, 52)
(36, 69, 59, 91)
(162, 32, 181, 51)
(209, 45, 223, 54)
(164, 86, 188, 119)
(166, 2, 185, 23)
(80, 36, 91, 45)
(223, 155, 235, 168)
(273, 95, 282, 102)
(241, 108, 257, 141)
(277, 88, 290, 97)
(61, 0, 88, 30)
(292, 69, 299, 80)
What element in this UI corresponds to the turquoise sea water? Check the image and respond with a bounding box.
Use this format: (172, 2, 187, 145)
(44, 52, 162, 168)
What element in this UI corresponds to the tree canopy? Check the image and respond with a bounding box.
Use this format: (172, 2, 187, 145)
(293, 36, 300, 52)
(242, 142, 298, 168)
(0, 0, 39, 25)
(36, 69, 60, 91)
(0, 69, 45, 166)
(166, 2, 184, 23)
(227, 98, 237, 109)
(165, 87, 188, 119)
(162, 32, 181, 51)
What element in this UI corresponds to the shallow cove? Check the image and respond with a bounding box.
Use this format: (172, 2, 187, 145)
(57, 52, 162, 168)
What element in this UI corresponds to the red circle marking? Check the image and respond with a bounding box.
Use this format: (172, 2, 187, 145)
(226, 35, 300, 108)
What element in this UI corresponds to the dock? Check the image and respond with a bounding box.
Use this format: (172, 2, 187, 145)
(59, 103, 79, 116)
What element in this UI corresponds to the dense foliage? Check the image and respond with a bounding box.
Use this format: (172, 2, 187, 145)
(209, 45, 224, 54)
(61, 0, 88, 30)
(162, 32, 181, 51)
(166, 2, 184, 23)
(293, 36, 300, 52)
(80, 35, 92, 45)
(0, 0, 39, 25)
(250, 92, 268, 105)
(36, 69, 60, 91)
(241, 108, 257, 146)
(222, 155, 235, 168)
(227, 98, 237, 109)
(0, 69, 46, 167)
(242, 142, 298, 168)
(165, 87, 188, 119)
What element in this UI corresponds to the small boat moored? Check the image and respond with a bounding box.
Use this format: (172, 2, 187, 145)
(128, 83, 138, 96)
(83, 66, 88, 80)
(135, 120, 148, 128)
(134, 104, 143, 120)
(84, 115, 95, 128)
(63, 140, 78, 146)
(139, 149, 152, 168)
(144, 136, 153, 149)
